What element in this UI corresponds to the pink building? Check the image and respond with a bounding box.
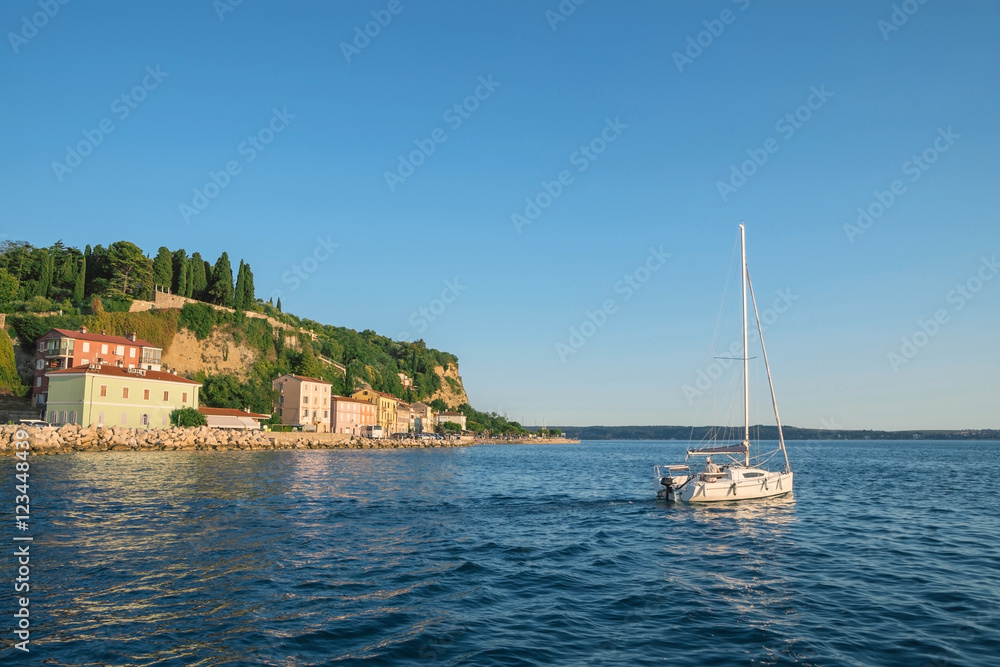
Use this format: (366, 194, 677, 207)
(331, 396, 377, 436)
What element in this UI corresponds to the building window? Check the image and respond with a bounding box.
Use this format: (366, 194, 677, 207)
(60, 410, 66, 423)
(83, 342, 90, 353)
(143, 389, 150, 400)
(324, 410, 328, 418)
(130, 348, 136, 358)
(68, 410, 76, 424)
(141, 414, 149, 427)
(100, 385, 107, 397)
(303, 396, 308, 404)
(163, 391, 169, 401)
(98, 412, 104, 425)
(121, 413, 127, 425)
(182, 392, 188, 403)
(101, 344, 108, 354)
(35, 377, 41, 387)
(38, 341, 44, 351)
(122, 387, 129, 399)
(36, 360, 43, 370)
(115, 345, 124, 355)
(80, 359, 89, 365)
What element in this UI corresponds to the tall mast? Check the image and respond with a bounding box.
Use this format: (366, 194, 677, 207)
(741, 224, 750, 466)
(747, 271, 791, 473)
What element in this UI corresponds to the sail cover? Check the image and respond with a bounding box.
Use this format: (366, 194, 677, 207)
(687, 443, 748, 455)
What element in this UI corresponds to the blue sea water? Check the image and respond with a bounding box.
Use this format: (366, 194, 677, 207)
(4, 440, 1000, 666)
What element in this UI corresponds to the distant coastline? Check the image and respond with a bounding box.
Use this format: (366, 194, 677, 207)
(541, 425, 1000, 441)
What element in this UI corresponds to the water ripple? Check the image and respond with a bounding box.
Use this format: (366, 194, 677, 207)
(3, 442, 999, 665)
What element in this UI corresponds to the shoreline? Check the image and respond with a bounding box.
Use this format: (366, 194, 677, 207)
(0, 425, 579, 455)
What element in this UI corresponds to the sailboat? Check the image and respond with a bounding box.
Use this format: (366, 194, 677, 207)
(656, 224, 793, 502)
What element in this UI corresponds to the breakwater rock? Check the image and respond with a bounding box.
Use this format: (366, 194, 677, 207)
(0, 424, 468, 455)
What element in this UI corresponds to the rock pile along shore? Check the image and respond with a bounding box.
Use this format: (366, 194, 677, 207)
(0, 424, 468, 455)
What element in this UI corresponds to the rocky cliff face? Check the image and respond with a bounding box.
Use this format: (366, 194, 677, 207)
(428, 363, 469, 408)
(161, 329, 259, 378)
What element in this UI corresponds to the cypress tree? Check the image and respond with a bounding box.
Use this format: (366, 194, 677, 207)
(174, 250, 188, 297)
(209, 252, 234, 307)
(152, 246, 173, 291)
(185, 261, 195, 297)
(233, 260, 247, 310)
(72, 255, 86, 304)
(190, 252, 209, 299)
(244, 263, 255, 308)
(276, 297, 282, 312)
(38, 249, 53, 298)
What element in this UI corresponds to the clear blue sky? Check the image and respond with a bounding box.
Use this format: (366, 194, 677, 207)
(2, 1, 997, 430)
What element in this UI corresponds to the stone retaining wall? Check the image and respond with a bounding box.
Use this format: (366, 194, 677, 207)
(0, 425, 468, 455)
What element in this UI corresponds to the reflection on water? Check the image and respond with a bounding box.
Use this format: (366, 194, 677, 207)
(3, 442, 999, 666)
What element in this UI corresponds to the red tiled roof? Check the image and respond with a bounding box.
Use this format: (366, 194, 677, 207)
(332, 396, 373, 404)
(280, 374, 331, 384)
(48, 328, 157, 348)
(198, 407, 270, 419)
(47, 364, 200, 384)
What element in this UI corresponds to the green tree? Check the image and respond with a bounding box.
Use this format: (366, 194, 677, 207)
(0, 268, 19, 305)
(9, 314, 48, 352)
(178, 302, 217, 340)
(295, 347, 324, 378)
(234, 260, 247, 310)
(38, 249, 53, 298)
(173, 250, 188, 297)
(276, 297, 282, 312)
(239, 262, 255, 309)
(185, 261, 195, 297)
(209, 252, 234, 307)
(170, 407, 207, 427)
(0, 328, 26, 396)
(106, 241, 154, 299)
(190, 252, 209, 299)
(429, 398, 448, 412)
(152, 246, 173, 290)
(72, 255, 86, 304)
(442, 421, 462, 434)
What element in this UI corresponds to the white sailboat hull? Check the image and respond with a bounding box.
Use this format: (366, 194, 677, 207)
(660, 470, 793, 503)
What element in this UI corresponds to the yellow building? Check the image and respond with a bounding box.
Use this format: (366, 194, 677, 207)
(352, 389, 398, 434)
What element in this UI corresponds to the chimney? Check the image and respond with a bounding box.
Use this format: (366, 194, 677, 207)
(101, 330, 106, 335)
(129, 332, 137, 342)
(79, 326, 87, 334)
